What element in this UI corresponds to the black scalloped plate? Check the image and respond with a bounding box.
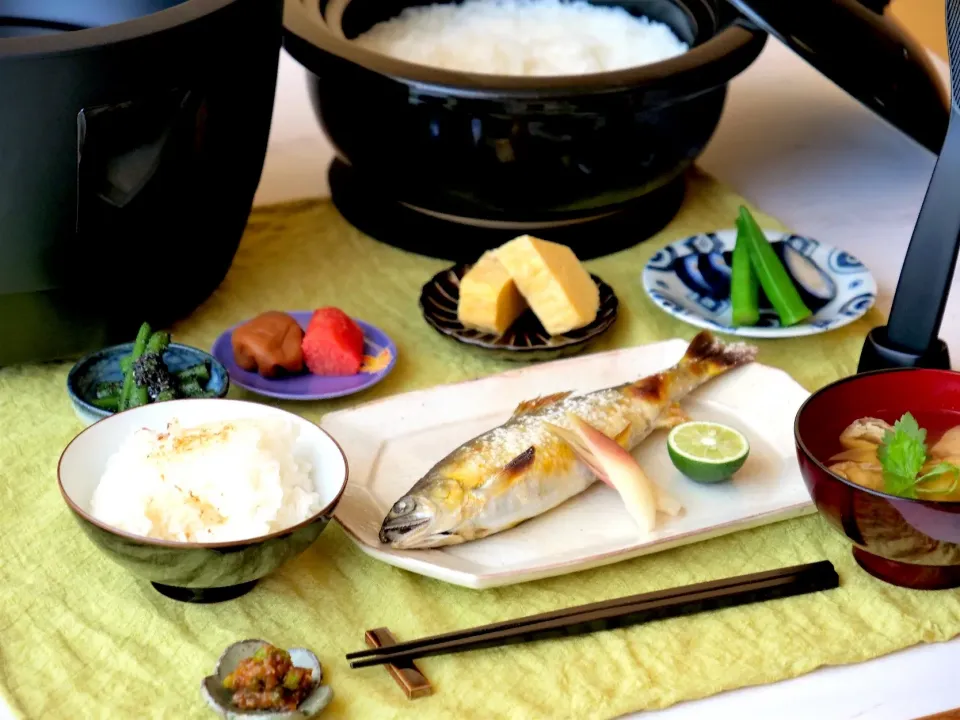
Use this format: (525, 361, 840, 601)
(419, 264, 619, 362)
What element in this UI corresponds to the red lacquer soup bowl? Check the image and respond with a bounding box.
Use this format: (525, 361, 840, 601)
(795, 368, 960, 590)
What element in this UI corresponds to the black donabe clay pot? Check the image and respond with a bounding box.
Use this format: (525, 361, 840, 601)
(285, 0, 766, 247)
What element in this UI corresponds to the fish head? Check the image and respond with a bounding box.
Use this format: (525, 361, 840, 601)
(379, 473, 469, 549)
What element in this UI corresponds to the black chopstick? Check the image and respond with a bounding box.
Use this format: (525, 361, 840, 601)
(348, 560, 838, 669)
(347, 560, 835, 662)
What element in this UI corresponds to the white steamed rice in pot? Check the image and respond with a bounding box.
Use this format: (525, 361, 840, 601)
(352, 0, 689, 76)
(90, 417, 323, 543)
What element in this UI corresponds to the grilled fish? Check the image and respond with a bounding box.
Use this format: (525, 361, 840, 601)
(379, 331, 758, 549)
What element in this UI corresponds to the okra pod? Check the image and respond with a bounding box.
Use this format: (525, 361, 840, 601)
(737, 206, 811, 327)
(730, 217, 760, 327)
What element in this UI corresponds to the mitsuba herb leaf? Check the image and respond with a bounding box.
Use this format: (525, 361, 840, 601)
(882, 470, 917, 499)
(916, 463, 960, 495)
(877, 413, 927, 498)
(877, 413, 960, 498)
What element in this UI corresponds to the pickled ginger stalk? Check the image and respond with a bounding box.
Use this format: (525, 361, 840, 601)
(545, 413, 682, 533)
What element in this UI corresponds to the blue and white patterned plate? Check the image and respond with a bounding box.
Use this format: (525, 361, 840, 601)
(642, 229, 877, 338)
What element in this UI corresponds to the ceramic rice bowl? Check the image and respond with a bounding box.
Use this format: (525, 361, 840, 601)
(57, 399, 348, 603)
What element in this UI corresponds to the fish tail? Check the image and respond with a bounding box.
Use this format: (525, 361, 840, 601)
(678, 330, 758, 380)
(626, 331, 757, 403)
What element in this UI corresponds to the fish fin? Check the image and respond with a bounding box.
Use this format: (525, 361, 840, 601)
(627, 372, 669, 404)
(655, 403, 690, 430)
(512, 392, 573, 417)
(483, 446, 537, 490)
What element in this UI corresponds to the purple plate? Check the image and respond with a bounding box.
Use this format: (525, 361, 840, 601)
(211, 312, 397, 401)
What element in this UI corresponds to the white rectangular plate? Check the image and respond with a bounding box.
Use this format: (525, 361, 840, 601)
(323, 338, 816, 590)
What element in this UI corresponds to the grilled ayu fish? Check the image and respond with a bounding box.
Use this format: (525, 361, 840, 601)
(379, 331, 758, 549)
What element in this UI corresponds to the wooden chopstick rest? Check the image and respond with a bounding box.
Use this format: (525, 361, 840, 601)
(364, 627, 434, 699)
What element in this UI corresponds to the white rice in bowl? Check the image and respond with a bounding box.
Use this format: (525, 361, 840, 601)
(351, 0, 689, 77)
(90, 417, 324, 543)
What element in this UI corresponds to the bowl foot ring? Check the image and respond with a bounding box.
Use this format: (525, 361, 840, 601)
(852, 547, 960, 590)
(152, 580, 258, 603)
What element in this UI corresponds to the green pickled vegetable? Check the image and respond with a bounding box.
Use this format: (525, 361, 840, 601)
(176, 363, 210, 384)
(737, 206, 812, 327)
(178, 379, 204, 398)
(92, 396, 119, 411)
(119, 322, 152, 411)
(283, 670, 302, 691)
(144, 331, 170, 355)
(129, 331, 173, 407)
(94, 381, 122, 400)
(730, 217, 760, 327)
(128, 386, 149, 409)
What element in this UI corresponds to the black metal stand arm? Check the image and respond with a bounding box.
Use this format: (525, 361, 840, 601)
(858, 0, 960, 373)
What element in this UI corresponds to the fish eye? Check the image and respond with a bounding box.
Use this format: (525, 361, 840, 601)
(392, 498, 414, 515)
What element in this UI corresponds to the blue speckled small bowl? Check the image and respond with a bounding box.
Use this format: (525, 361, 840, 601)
(66, 342, 229, 426)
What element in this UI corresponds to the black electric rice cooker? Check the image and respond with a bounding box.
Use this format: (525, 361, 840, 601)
(0, 0, 950, 367)
(0, 0, 282, 367)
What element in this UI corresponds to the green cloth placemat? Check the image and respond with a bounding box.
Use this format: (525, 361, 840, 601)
(2, 170, 953, 720)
